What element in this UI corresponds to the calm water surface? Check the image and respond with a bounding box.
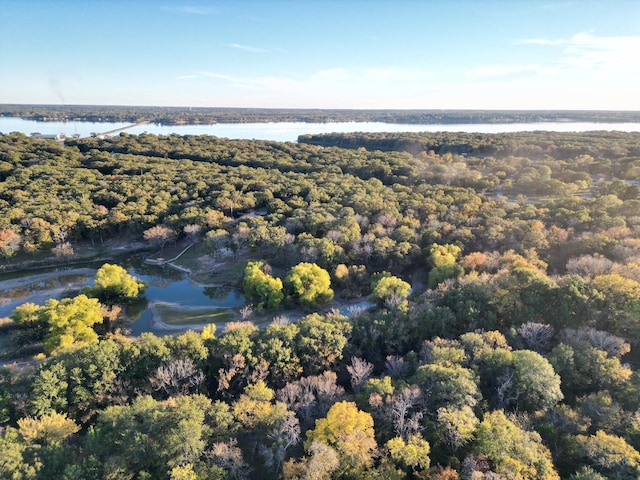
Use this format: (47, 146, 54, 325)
(3, 117, 640, 142)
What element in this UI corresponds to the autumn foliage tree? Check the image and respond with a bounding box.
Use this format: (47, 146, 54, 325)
(305, 401, 377, 474)
(143, 225, 177, 248)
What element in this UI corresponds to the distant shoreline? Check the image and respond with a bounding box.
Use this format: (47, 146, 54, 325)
(2, 104, 640, 126)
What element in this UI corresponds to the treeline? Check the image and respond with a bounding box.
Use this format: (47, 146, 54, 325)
(300, 130, 640, 159)
(3, 103, 640, 125)
(2, 131, 640, 478)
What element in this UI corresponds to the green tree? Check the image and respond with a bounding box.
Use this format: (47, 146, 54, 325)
(256, 322, 303, 386)
(11, 302, 49, 345)
(0, 427, 39, 479)
(87, 394, 212, 480)
(41, 295, 104, 354)
(386, 434, 431, 471)
(370, 274, 411, 310)
(474, 410, 559, 480)
(577, 430, 640, 479)
(296, 313, 351, 375)
(412, 363, 481, 411)
(569, 466, 606, 480)
(242, 261, 284, 310)
(548, 342, 632, 400)
(284, 263, 334, 309)
(436, 405, 479, 452)
(473, 346, 563, 413)
(85, 263, 145, 306)
(0, 368, 13, 424)
(427, 243, 463, 289)
(29, 340, 123, 421)
(232, 380, 289, 431)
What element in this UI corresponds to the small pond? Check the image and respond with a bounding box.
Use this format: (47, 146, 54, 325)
(0, 257, 246, 336)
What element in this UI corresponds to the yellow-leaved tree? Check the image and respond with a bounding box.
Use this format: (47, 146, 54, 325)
(305, 401, 377, 475)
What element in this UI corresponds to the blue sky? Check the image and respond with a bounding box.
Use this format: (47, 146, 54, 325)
(2, 1, 639, 109)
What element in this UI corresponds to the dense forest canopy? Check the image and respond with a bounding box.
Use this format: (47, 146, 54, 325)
(2, 130, 640, 479)
(3, 104, 640, 125)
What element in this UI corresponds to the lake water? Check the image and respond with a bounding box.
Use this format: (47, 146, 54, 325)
(3, 117, 640, 142)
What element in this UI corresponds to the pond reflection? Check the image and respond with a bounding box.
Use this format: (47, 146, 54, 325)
(0, 259, 245, 336)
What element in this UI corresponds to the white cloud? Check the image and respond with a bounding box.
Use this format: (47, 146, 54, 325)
(562, 32, 640, 72)
(198, 72, 251, 85)
(162, 5, 215, 15)
(224, 43, 268, 53)
(517, 32, 640, 73)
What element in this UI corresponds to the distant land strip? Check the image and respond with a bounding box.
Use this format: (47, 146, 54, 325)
(2, 104, 640, 125)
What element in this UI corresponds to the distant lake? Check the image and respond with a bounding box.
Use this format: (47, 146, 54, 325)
(3, 117, 640, 142)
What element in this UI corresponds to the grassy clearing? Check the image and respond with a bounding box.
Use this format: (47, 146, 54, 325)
(154, 304, 233, 325)
(189, 251, 257, 287)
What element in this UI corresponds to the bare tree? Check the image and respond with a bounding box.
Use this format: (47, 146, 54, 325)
(206, 439, 251, 480)
(0, 229, 22, 257)
(250, 358, 270, 384)
(103, 377, 130, 406)
(143, 225, 176, 249)
(150, 358, 204, 397)
(517, 322, 556, 352)
(561, 327, 630, 357)
(384, 293, 406, 311)
(387, 385, 423, 440)
(566, 254, 614, 278)
(218, 354, 246, 392)
(277, 371, 344, 427)
(240, 304, 253, 320)
(461, 454, 493, 480)
(271, 315, 290, 326)
(302, 441, 340, 480)
(495, 369, 517, 409)
(385, 355, 408, 379)
(260, 415, 301, 477)
(345, 304, 368, 318)
(346, 356, 374, 392)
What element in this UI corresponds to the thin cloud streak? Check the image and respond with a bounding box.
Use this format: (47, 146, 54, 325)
(170, 6, 215, 15)
(224, 43, 268, 53)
